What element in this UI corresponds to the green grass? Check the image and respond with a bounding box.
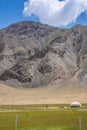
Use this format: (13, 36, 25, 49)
(0, 109, 87, 130)
(0, 104, 69, 111)
(0, 103, 87, 111)
(21, 126, 67, 130)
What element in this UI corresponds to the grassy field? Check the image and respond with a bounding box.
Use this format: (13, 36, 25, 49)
(0, 103, 87, 110)
(0, 105, 87, 130)
(0, 104, 69, 110)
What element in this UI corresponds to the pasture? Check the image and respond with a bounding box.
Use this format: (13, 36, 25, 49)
(0, 105, 87, 130)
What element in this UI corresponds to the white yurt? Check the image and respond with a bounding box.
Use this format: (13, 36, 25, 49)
(70, 101, 81, 107)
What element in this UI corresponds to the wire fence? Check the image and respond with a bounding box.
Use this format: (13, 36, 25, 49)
(0, 111, 87, 130)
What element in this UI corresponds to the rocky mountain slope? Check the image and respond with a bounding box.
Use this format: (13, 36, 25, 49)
(0, 21, 87, 88)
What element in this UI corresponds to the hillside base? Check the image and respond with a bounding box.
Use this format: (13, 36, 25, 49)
(0, 79, 87, 105)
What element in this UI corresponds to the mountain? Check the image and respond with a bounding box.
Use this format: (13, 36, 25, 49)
(0, 21, 87, 88)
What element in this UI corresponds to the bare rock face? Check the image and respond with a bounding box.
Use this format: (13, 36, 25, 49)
(0, 21, 87, 87)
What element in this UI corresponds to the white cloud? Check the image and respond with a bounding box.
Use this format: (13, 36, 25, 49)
(23, 0, 87, 27)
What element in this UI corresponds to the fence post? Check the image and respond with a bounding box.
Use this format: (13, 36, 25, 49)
(79, 117, 82, 130)
(15, 114, 18, 130)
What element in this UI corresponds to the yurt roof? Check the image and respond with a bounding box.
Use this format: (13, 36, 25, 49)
(70, 101, 81, 106)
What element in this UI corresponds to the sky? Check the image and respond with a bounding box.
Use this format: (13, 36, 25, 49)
(0, 0, 87, 29)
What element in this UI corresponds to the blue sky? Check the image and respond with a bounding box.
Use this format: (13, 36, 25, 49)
(0, 0, 38, 29)
(66, 12, 87, 28)
(0, 0, 87, 29)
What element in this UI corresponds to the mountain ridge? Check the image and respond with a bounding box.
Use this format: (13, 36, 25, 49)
(0, 21, 87, 88)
